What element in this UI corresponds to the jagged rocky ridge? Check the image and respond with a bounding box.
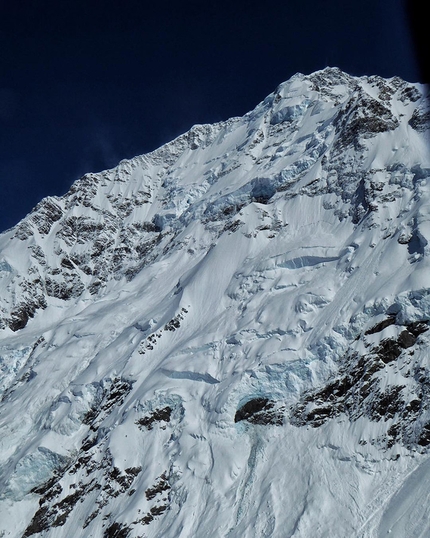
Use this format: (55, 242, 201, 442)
(0, 68, 430, 537)
(1, 68, 428, 332)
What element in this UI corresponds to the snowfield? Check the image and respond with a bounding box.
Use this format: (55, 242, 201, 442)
(0, 68, 430, 537)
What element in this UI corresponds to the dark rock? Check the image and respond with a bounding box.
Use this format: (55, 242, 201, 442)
(376, 339, 402, 364)
(81, 436, 98, 452)
(83, 377, 133, 429)
(365, 316, 396, 335)
(31, 479, 62, 498)
(387, 423, 401, 448)
(60, 257, 74, 270)
(30, 198, 63, 236)
(234, 398, 284, 425)
(124, 466, 142, 477)
(145, 473, 170, 500)
(45, 272, 85, 301)
(150, 505, 168, 516)
(235, 398, 270, 422)
(398, 85, 421, 103)
(367, 386, 405, 421)
(104, 522, 131, 538)
(136, 407, 172, 430)
(417, 424, 430, 447)
(334, 92, 399, 152)
(409, 109, 430, 132)
(398, 330, 417, 349)
(406, 320, 429, 337)
(164, 310, 187, 332)
(224, 219, 243, 233)
(9, 295, 47, 331)
(140, 514, 154, 525)
(289, 319, 430, 451)
(22, 506, 50, 537)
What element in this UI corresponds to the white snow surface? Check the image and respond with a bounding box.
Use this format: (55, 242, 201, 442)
(0, 68, 429, 537)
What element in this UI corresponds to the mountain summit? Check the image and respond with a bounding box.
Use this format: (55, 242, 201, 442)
(1, 68, 430, 537)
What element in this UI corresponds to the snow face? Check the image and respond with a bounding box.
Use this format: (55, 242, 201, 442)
(0, 67, 430, 537)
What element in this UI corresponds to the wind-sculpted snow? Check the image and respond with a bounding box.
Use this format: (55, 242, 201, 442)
(0, 68, 430, 537)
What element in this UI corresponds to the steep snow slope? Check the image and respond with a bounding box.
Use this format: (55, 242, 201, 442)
(0, 68, 429, 537)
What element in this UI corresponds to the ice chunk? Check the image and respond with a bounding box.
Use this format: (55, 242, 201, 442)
(0, 260, 12, 274)
(270, 99, 313, 125)
(0, 346, 32, 396)
(2, 447, 70, 501)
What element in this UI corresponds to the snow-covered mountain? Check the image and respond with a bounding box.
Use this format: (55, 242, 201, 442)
(1, 67, 430, 537)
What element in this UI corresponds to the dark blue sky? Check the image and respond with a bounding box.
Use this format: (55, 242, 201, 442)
(0, 0, 422, 232)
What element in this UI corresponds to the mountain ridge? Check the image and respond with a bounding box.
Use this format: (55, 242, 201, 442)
(1, 67, 428, 334)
